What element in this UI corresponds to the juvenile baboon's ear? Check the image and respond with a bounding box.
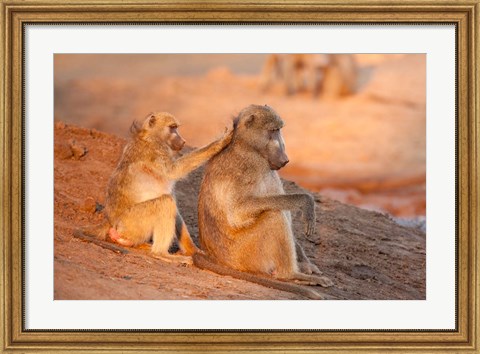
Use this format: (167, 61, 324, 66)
(148, 117, 157, 128)
(145, 112, 156, 128)
(245, 114, 255, 128)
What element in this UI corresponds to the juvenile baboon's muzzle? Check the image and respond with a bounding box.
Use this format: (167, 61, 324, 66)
(171, 134, 186, 151)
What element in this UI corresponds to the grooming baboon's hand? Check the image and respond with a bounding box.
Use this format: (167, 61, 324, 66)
(216, 127, 234, 150)
(301, 194, 316, 237)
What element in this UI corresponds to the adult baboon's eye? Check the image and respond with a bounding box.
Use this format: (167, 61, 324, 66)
(269, 129, 279, 139)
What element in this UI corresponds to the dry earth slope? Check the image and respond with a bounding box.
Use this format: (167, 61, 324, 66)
(54, 123, 426, 300)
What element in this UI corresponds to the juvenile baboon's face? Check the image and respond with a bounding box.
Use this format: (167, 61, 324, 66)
(236, 105, 290, 170)
(164, 123, 186, 151)
(144, 112, 186, 151)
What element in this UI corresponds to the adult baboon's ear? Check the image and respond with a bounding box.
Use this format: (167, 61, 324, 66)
(245, 114, 255, 128)
(130, 120, 141, 136)
(232, 116, 240, 130)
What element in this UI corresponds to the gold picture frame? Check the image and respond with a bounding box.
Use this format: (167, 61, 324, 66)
(1, 1, 478, 352)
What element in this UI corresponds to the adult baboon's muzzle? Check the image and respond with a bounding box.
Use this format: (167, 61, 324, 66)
(270, 152, 289, 170)
(278, 152, 290, 168)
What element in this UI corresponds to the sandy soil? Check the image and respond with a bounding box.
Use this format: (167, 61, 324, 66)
(54, 54, 426, 217)
(54, 123, 425, 300)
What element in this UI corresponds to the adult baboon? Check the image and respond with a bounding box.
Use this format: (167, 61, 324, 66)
(74, 112, 232, 263)
(194, 105, 333, 299)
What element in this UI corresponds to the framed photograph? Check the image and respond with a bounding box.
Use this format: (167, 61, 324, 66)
(1, 1, 478, 353)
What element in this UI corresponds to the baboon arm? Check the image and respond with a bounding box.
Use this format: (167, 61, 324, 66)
(237, 194, 311, 217)
(168, 132, 232, 179)
(232, 193, 316, 236)
(169, 145, 216, 178)
(295, 241, 309, 263)
(227, 194, 304, 230)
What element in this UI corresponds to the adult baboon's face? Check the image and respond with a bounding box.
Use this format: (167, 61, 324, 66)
(265, 127, 289, 170)
(235, 104, 289, 170)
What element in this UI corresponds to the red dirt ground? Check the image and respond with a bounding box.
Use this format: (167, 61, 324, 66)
(54, 123, 425, 300)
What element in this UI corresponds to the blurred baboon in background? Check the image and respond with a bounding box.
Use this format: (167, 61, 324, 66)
(260, 54, 358, 98)
(320, 54, 358, 98)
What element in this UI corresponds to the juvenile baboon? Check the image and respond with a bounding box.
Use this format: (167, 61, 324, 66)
(260, 54, 358, 98)
(193, 105, 333, 299)
(74, 112, 232, 263)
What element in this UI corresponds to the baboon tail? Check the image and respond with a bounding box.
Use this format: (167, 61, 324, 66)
(73, 222, 128, 255)
(192, 253, 325, 300)
(77, 221, 110, 240)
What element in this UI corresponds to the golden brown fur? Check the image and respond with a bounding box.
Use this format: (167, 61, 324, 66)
(75, 112, 232, 263)
(194, 105, 333, 299)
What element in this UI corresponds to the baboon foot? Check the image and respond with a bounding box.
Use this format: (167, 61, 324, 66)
(292, 273, 334, 287)
(304, 222, 316, 238)
(108, 228, 134, 247)
(182, 246, 201, 257)
(137, 243, 152, 251)
(305, 234, 321, 245)
(179, 246, 201, 257)
(314, 275, 334, 287)
(298, 261, 322, 275)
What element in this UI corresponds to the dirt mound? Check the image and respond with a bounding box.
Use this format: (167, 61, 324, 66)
(54, 123, 425, 300)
